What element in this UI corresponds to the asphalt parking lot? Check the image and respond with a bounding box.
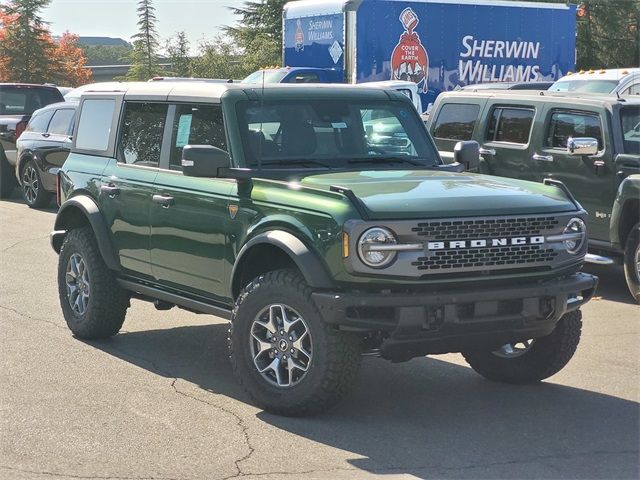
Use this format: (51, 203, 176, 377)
(1, 197, 638, 480)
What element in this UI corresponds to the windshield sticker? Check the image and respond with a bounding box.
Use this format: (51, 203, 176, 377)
(176, 114, 192, 148)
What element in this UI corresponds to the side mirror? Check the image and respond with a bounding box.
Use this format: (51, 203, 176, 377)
(567, 137, 598, 156)
(182, 145, 230, 177)
(454, 140, 480, 171)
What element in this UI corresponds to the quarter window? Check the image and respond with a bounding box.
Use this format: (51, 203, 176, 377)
(25, 110, 54, 133)
(47, 109, 75, 135)
(285, 72, 320, 83)
(486, 107, 534, 144)
(119, 102, 168, 167)
(169, 104, 226, 171)
(432, 103, 479, 141)
(545, 111, 603, 150)
(76, 99, 116, 151)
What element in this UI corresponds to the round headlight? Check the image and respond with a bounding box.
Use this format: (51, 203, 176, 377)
(563, 218, 586, 254)
(357, 227, 397, 268)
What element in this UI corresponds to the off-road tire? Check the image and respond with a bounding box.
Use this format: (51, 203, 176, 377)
(21, 159, 52, 208)
(58, 227, 129, 339)
(623, 222, 640, 303)
(462, 310, 582, 384)
(228, 269, 362, 416)
(0, 147, 16, 199)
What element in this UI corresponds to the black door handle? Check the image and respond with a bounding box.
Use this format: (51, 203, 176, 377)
(100, 184, 120, 197)
(152, 194, 175, 208)
(41, 133, 50, 138)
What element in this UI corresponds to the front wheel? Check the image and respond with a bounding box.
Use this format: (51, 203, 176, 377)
(462, 310, 582, 384)
(228, 270, 362, 416)
(21, 159, 51, 208)
(623, 223, 640, 303)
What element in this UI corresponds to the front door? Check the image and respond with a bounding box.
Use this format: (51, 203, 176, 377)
(150, 103, 234, 303)
(99, 102, 167, 278)
(535, 108, 615, 241)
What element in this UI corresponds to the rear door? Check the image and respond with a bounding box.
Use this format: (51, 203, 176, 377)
(150, 103, 234, 303)
(536, 107, 614, 241)
(429, 100, 485, 163)
(38, 107, 75, 183)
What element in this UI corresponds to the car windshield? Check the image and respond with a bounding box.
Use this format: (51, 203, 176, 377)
(620, 105, 640, 154)
(243, 70, 289, 84)
(549, 79, 620, 93)
(0, 86, 62, 115)
(236, 99, 440, 169)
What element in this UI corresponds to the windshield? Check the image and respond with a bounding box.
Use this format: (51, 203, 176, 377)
(0, 86, 62, 115)
(236, 99, 440, 169)
(243, 70, 289, 84)
(621, 105, 640, 154)
(549, 79, 620, 94)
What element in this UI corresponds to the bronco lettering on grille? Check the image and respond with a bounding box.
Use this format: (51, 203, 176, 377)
(427, 236, 545, 250)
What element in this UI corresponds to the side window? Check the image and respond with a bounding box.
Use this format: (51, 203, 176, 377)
(623, 83, 640, 96)
(75, 99, 116, 151)
(432, 103, 480, 141)
(47, 109, 75, 135)
(169, 104, 226, 171)
(119, 102, 168, 167)
(545, 111, 604, 151)
(25, 110, 54, 133)
(286, 72, 320, 83)
(486, 107, 535, 145)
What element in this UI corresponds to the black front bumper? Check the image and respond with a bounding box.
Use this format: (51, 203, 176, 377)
(312, 273, 597, 359)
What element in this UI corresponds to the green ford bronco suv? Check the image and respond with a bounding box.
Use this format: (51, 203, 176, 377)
(51, 82, 597, 415)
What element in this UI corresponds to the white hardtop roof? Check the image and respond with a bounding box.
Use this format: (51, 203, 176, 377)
(439, 89, 640, 105)
(557, 68, 640, 81)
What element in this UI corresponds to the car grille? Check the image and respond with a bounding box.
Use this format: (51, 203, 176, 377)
(411, 216, 560, 239)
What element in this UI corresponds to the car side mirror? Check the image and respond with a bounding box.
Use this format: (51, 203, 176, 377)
(567, 137, 598, 156)
(454, 140, 480, 171)
(182, 145, 230, 177)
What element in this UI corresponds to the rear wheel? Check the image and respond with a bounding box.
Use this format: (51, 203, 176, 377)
(228, 270, 362, 416)
(623, 223, 640, 303)
(21, 159, 51, 208)
(462, 310, 582, 384)
(0, 148, 17, 199)
(58, 227, 129, 339)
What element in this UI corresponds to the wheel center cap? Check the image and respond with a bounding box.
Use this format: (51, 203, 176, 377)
(278, 339, 289, 352)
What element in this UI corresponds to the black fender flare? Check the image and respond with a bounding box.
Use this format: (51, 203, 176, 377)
(231, 230, 335, 294)
(52, 195, 120, 271)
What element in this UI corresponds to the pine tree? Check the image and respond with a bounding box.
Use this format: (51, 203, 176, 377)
(0, 0, 60, 83)
(166, 31, 191, 77)
(126, 0, 161, 80)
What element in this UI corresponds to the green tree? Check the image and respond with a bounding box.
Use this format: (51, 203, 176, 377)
(81, 44, 133, 66)
(190, 36, 246, 80)
(165, 31, 191, 77)
(0, 0, 60, 83)
(126, 0, 162, 80)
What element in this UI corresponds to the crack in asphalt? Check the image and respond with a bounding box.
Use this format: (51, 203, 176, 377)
(0, 234, 49, 252)
(0, 304, 66, 331)
(0, 465, 184, 480)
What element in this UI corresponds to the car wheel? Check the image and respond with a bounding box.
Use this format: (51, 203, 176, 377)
(0, 148, 17, 199)
(21, 159, 51, 208)
(462, 310, 582, 383)
(58, 227, 129, 339)
(623, 222, 640, 303)
(228, 269, 362, 416)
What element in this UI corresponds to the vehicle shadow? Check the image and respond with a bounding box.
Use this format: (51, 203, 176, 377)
(87, 322, 639, 479)
(584, 263, 635, 305)
(0, 190, 58, 213)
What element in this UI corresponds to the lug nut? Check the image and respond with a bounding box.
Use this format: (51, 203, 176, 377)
(280, 330, 284, 335)
(289, 336, 293, 341)
(290, 348, 295, 353)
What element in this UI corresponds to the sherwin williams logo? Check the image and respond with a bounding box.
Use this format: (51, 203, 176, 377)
(294, 19, 304, 52)
(391, 7, 429, 93)
(427, 236, 546, 251)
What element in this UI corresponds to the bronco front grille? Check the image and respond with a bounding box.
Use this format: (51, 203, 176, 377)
(411, 217, 560, 240)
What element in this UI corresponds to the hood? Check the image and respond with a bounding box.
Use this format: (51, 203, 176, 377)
(300, 170, 577, 219)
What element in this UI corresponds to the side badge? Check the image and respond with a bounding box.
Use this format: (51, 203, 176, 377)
(228, 204, 239, 219)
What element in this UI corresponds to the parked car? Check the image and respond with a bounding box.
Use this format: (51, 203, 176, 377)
(549, 68, 640, 96)
(427, 90, 639, 301)
(459, 81, 554, 91)
(16, 101, 77, 208)
(0, 83, 64, 198)
(51, 82, 596, 415)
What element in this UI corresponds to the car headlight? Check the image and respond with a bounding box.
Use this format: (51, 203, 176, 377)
(563, 218, 586, 254)
(357, 227, 398, 268)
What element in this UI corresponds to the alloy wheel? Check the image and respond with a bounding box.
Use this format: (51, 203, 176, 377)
(250, 304, 312, 387)
(65, 253, 90, 316)
(21, 164, 39, 204)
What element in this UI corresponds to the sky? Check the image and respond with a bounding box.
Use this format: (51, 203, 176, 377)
(42, 0, 244, 49)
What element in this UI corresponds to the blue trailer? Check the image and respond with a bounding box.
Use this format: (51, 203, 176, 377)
(282, 0, 577, 108)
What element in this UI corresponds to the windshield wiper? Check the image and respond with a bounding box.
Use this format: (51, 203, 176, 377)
(257, 159, 332, 169)
(347, 156, 429, 167)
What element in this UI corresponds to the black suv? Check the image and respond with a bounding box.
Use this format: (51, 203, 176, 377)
(0, 83, 64, 198)
(16, 102, 77, 207)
